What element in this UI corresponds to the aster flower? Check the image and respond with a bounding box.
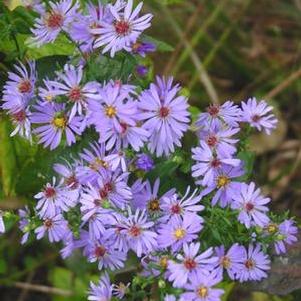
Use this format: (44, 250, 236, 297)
(241, 97, 278, 134)
(77, 143, 109, 185)
(198, 124, 240, 158)
(8, 108, 32, 140)
(35, 214, 69, 243)
(214, 244, 245, 280)
(160, 187, 204, 223)
(50, 64, 100, 118)
(136, 65, 149, 77)
(201, 165, 245, 208)
(88, 82, 137, 142)
(157, 213, 203, 252)
(70, 1, 114, 53)
(31, 0, 79, 46)
(18, 206, 31, 244)
(100, 120, 149, 152)
(31, 102, 85, 150)
(34, 177, 79, 218)
(88, 273, 112, 301)
(53, 160, 81, 191)
(191, 141, 241, 186)
(131, 178, 175, 215)
(21, 0, 45, 14)
(38, 78, 62, 103)
(136, 153, 154, 171)
(112, 282, 130, 299)
(105, 151, 127, 172)
(121, 209, 157, 257)
(238, 244, 270, 282)
(131, 41, 156, 57)
(2, 61, 36, 112)
(0, 212, 5, 234)
(274, 219, 298, 254)
(92, 0, 153, 57)
(97, 170, 132, 210)
(231, 182, 270, 229)
(85, 238, 126, 271)
(179, 270, 224, 301)
(138, 76, 190, 157)
(196, 101, 241, 129)
(168, 243, 217, 288)
(140, 254, 170, 277)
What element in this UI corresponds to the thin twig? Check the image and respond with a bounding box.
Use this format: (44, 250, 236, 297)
(163, 3, 203, 76)
(159, 3, 219, 104)
(17, 271, 35, 301)
(263, 67, 301, 100)
(13, 282, 73, 297)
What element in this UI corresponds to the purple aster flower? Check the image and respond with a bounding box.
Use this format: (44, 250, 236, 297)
(274, 219, 298, 254)
(191, 141, 241, 186)
(198, 124, 240, 158)
(157, 213, 203, 252)
(196, 101, 241, 129)
(136, 65, 149, 77)
(8, 108, 32, 140)
(105, 151, 127, 172)
(231, 182, 270, 229)
(238, 244, 270, 282)
(112, 282, 130, 299)
(88, 82, 137, 144)
(0, 212, 5, 234)
(50, 64, 100, 119)
(88, 273, 112, 301)
(121, 209, 157, 257)
(138, 76, 190, 157)
(201, 165, 245, 208)
(31, 0, 79, 45)
(31, 102, 85, 150)
(179, 270, 224, 301)
(77, 143, 109, 185)
(136, 153, 154, 171)
(160, 187, 204, 223)
(38, 78, 62, 103)
(84, 237, 126, 271)
(100, 120, 149, 152)
(35, 214, 69, 243)
(168, 243, 217, 288)
(214, 244, 245, 280)
(53, 160, 81, 191)
(131, 178, 175, 215)
(92, 0, 153, 57)
(18, 206, 31, 244)
(131, 41, 156, 57)
(70, 1, 115, 53)
(241, 97, 278, 134)
(2, 61, 36, 112)
(140, 254, 170, 277)
(34, 177, 78, 218)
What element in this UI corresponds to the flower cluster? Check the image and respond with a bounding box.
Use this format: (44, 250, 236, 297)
(0, 1, 298, 301)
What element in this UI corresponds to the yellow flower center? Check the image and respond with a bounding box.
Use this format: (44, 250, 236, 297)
(105, 105, 117, 118)
(148, 199, 160, 212)
(89, 158, 108, 171)
(217, 175, 230, 188)
(221, 256, 231, 268)
(45, 94, 53, 102)
(267, 223, 278, 234)
(53, 116, 67, 128)
(197, 286, 208, 298)
(174, 228, 186, 240)
(159, 256, 168, 269)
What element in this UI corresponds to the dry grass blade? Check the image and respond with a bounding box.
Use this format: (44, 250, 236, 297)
(158, 3, 219, 104)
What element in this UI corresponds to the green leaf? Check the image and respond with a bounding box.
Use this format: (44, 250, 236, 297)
(26, 35, 75, 59)
(142, 35, 174, 52)
(0, 117, 17, 197)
